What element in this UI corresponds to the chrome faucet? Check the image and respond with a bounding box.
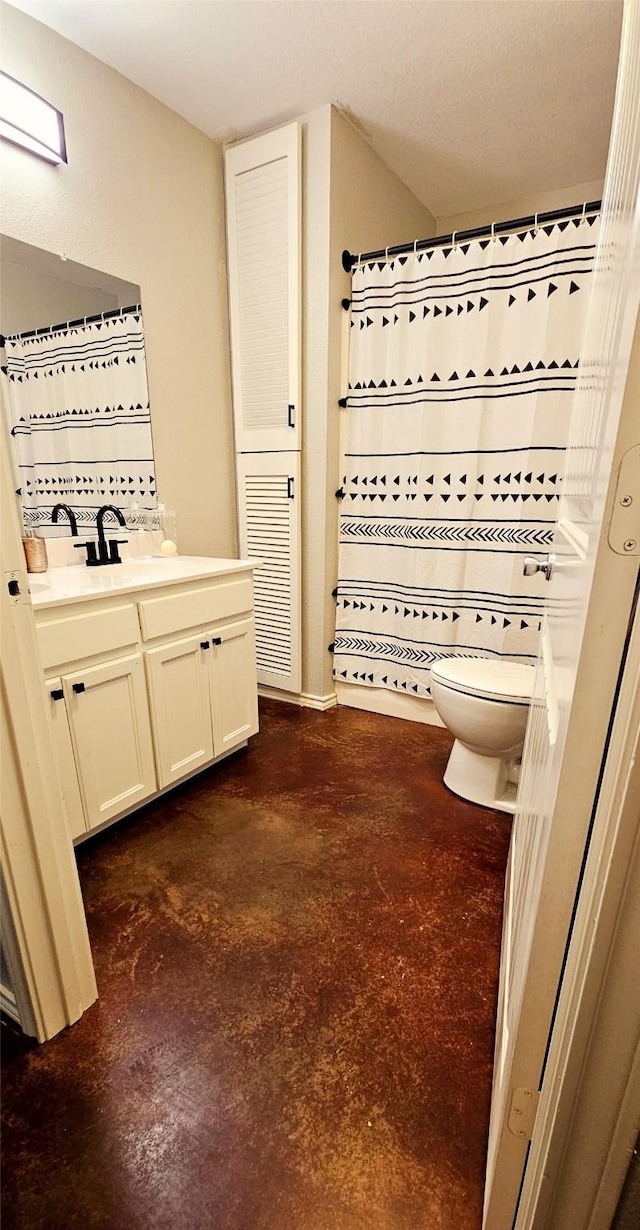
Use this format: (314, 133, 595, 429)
(51, 503, 78, 536)
(74, 504, 127, 567)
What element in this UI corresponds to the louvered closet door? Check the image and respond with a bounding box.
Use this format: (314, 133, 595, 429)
(237, 452, 301, 693)
(225, 122, 301, 452)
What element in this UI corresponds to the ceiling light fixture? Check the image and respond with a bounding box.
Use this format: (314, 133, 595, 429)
(0, 71, 67, 165)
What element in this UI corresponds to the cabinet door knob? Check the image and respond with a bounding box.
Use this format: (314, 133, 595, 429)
(212, 636, 222, 646)
(200, 640, 210, 650)
(50, 688, 64, 701)
(72, 681, 85, 694)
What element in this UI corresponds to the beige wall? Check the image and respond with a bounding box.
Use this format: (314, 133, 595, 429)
(302, 107, 436, 699)
(437, 179, 604, 235)
(1, 261, 119, 336)
(0, 3, 236, 557)
(299, 106, 333, 700)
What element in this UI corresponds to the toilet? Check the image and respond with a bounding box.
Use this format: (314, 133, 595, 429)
(430, 658, 535, 813)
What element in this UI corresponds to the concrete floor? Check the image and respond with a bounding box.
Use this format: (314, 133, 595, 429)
(1, 699, 511, 1230)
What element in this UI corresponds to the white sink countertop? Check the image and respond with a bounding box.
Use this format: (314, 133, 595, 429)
(30, 556, 257, 610)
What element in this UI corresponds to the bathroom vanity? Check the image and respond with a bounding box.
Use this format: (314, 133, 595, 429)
(31, 558, 259, 841)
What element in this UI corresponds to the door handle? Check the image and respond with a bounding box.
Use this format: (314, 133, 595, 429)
(288, 404, 295, 428)
(200, 641, 210, 650)
(211, 636, 222, 646)
(523, 554, 555, 581)
(50, 688, 64, 701)
(287, 477, 294, 499)
(72, 681, 86, 694)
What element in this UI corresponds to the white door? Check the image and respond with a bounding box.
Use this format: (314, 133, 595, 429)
(63, 653, 157, 830)
(225, 122, 301, 453)
(484, 9, 640, 1227)
(145, 635, 214, 788)
(237, 451, 302, 692)
(208, 617, 259, 757)
(47, 678, 86, 840)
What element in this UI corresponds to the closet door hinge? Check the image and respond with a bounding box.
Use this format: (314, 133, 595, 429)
(609, 444, 640, 555)
(508, 1087, 540, 1141)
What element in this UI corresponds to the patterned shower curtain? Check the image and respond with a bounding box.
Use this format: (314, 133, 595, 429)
(334, 215, 600, 697)
(5, 306, 156, 534)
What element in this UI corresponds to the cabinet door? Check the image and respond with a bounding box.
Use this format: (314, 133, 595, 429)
(47, 677, 87, 840)
(237, 452, 301, 693)
(208, 618, 259, 757)
(145, 635, 214, 788)
(225, 122, 301, 453)
(62, 653, 156, 831)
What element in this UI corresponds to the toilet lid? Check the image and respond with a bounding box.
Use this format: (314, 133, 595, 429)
(430, 657, 535, 703)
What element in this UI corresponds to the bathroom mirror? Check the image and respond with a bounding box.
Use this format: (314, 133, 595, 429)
(0, 235, 157, 541)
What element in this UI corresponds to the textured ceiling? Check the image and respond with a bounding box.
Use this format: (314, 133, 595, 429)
(7, 0, 623, 217)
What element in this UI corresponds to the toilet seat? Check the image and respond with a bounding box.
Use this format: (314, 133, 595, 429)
(430, 658, 535, 706)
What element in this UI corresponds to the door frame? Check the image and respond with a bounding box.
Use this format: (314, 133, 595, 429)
(484, 0, 640, 1212)
(1, 430, 97, 1041)
(484, 321, 640, 1230)
(518, 563, 640, 1228)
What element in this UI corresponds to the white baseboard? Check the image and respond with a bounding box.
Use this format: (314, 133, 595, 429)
(336, 681, 445, 727)
(258, 686, 338, 711)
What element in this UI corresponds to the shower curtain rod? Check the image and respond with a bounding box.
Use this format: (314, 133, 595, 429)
(1, 303, 142, 347)
(341, 199, 602, 272)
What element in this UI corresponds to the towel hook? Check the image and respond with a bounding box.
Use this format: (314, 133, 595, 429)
(491, 222, 496, 243)
(414, 238, 419, 255)
(451, 230, 457, 249)
(385, 246, 389, 263)
(581, 201, 588, 225)
(534, 213, 539, 232)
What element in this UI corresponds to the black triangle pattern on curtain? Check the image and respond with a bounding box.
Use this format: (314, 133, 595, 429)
(5, 308, 156, 534)
(335, 220, 600, 698)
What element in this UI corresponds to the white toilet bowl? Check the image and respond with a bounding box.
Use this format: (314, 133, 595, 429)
(430, 658, 535, 813)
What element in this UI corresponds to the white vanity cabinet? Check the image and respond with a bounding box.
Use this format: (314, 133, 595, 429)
(145, 616, 258, 789)
(145, 634, 215, 786)
(61, 654, 157, 831)
(47, 656, 157, 837)
(33, 559, 258, 841)
(207, 617, 259, 757)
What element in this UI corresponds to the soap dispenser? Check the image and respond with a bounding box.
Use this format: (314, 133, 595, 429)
(127, 501, 153, 559)
(22, 528, 48, 573)
(152, 501, 178, 556)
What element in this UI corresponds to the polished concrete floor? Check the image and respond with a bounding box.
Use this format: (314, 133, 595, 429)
(1, 700, 511, 1230)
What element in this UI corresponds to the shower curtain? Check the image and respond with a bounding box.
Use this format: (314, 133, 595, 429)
(4, 306, 156, 534)
(334, 215, 600, 697)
